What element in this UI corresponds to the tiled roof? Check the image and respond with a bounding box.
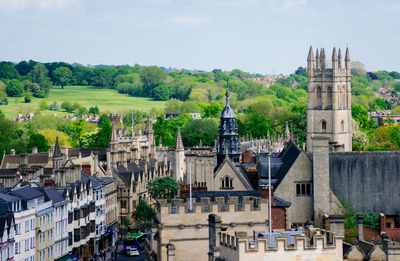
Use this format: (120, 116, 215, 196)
(41, 187, 65, 203)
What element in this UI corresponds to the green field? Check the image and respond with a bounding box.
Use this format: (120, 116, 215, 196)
(0, 86, 166, 119)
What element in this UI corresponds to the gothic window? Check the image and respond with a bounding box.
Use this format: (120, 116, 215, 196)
(316, 86, 322, 108)
(321, 120, 327, 132)
(296, 183, 312, 196)
(341, 120, 345, 132)
(221, 176, 233, 189)
(326, 86, 333, 109)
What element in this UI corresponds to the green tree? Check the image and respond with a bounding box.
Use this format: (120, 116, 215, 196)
(181, 119, 218, 147)
(147, 176, 178, 200)
(88, 106, 100, 115)
(5, 79, 23, 97)
(85, 114, 111, 148)
(201, 101, 224, 118)
(140, 66, 167, 97)
(131, 200, 157, 228)
(30, 63, 52, 97)
(27, 133, 50, 152)
(24, 91, 32, 103)
(153, 82, 172, 100)
(0, 62, 20, 79)
(53, 67, 72, 88)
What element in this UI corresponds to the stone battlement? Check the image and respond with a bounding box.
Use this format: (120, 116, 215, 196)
(157, 196, 267, 215)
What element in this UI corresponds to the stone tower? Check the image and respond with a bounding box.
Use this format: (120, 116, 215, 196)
(306, 46, 352, 152)
(53, 136, 64, 170)
(216, 89, 240, 168)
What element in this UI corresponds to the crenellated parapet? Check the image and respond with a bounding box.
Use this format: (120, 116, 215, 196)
(217, 230, 344, 261)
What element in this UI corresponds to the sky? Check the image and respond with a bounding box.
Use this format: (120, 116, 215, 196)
(0, 0, 399, 75)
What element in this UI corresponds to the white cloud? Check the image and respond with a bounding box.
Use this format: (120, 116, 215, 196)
(167, 16, 212, 26)
(0, 0, 77, 12)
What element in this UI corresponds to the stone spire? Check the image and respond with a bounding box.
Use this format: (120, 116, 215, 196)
(332, 47, 338, 70)
(315, 48, 320, 70)
(110, 123, 117, 143)
(216, 87, 240, 168)
(345, 47, 350, 69)
(53, 136, 62, 158)
(176, 128, 183, 150)
(320, 48, 326, 69)
(284, 121, 290, 141)
(338, 48, 342, 69)
(144, 118, 153, 134)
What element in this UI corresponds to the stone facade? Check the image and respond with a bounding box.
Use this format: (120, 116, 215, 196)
(152, 197, 268, 261)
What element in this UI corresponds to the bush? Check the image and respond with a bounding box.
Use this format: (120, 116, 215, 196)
(5, 79, 23, 97)
(39, 101, 49, 110)
(0, 91, 8, 105)
(77, 107, 88, 116)
(364, 212, 379, 229)
(49, 102, 60, 111)
(24, 92, 32, 103)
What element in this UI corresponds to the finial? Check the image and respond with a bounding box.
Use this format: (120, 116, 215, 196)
(338, 48, 342, 69)
(332, 47, 337, 61)
(131, 112, 135, 137)
(345, 47, 350, 61)
(225, 143, 229, 158)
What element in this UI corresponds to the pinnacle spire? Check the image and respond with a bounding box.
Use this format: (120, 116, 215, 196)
(307, 46, 314, 61)
(338, 48, 342, 68)
(284, 121, 290, 141)
(176, 128, 183, 150)
(159, 136, 162, 147)
(332, 47, 337, 61)
(144, 118, 153, 134)
(315, 49, 320, 69)
(53, 136, 62, 157)
(345, 47, 350, 61)
(131, 113, 135, 137)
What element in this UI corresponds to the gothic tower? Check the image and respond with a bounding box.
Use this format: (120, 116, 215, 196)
(53, 136, 64, 169)
(216, 89, 240, 168)
(306, 46, 352, 152)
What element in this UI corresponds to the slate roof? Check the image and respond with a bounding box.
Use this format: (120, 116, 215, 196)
(330, 151, 400, 215)
(257, 141, 301, 187)
(41, 187, 66, 204)
(0, 193, 19, 203)
(10, 186, 44, 200)
(274, 196, 291, 207)
(0, 169, 18, 175)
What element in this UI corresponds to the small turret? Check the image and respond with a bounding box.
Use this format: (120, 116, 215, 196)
(315, 49, 320, 70)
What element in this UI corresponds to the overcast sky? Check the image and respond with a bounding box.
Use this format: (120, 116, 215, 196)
(0, 0, 399, 74)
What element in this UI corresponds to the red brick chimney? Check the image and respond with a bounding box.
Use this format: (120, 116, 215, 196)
(260, 185, 274, 206)
(242, 150, 252, 163)
(379, 213, 386, 234)
(82, 164, 91, 176)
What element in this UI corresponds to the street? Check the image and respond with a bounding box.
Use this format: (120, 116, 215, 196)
(115, 252, 145, 261)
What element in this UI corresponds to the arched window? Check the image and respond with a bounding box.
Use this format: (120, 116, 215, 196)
(341, 120, 345, 132)
(322, 120, 327, 132)
(316, 87, 322, 108)
(326, 86, 332, 109)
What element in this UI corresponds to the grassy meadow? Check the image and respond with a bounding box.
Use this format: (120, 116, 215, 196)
(0, 85, 167, 119)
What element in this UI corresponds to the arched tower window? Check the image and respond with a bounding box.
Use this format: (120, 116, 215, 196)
(316, 86, 322, 108)
(321, 120, 327, 132)
(326, 86, 333, 109)
(341, 120, 345, 132)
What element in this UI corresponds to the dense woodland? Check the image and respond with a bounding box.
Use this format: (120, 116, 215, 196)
(1, 59, 400, 158)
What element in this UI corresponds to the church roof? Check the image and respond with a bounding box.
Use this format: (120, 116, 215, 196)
(330, 151, 400, 215)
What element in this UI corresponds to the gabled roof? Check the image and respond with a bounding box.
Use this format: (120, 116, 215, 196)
(10, 186, 44, 201)
(0, 192, 19, 203)
(214, 157, 253, 191)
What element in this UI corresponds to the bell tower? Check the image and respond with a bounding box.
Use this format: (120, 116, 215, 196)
(306, 46, 352, 152)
